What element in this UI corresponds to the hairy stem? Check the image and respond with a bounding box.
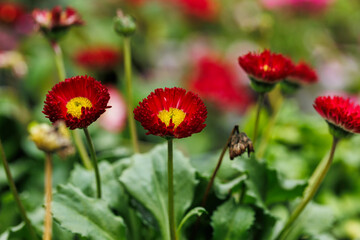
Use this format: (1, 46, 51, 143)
(43, 153, 53, 240)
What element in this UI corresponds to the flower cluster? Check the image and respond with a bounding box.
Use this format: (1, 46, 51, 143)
(314, 95, 360, 138)
(238, 49, 318, 93)
(74, 47, 121, 70)
(32, 6, 83, 41)
(134, 87, 207, 138)
(174, 0, 218, 20)
(43, 75, 111, 130)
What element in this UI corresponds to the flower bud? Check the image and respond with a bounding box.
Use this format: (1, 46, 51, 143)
(29, 121, 74, 158)
(113, 10, 136, 37)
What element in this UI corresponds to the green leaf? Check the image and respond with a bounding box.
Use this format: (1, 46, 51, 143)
(211, 198, 255, 240)
(177, 207, 207, 235)
(286, 202, 335, 240)
(52, 184, 127, 240)
(0, 223, 27, 240)
(69, 159, 131, 212)
(120, 144, 197, 240)
(233, 157, 307, 208)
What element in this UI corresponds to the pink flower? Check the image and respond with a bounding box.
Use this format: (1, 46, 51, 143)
(261, 0, 334, 13)
(98, 86, 127, 133)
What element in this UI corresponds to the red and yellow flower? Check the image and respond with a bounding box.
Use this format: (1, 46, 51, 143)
(32, 6, 83, 40)
(238, 49, 293, 84)
(134, 87, 207, 138)
(43, 75, 110, 130)
(314, 95, 360, 138)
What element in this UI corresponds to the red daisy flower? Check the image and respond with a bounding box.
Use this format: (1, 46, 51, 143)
(314, 95, 360, 137)
(238, 49, 293, 84)
(43, 75, 111, 130)
(74, 47, 121, 70)
(134, 87, 207, 139)
(288, 61, 318, 85)
(32, 6, 83, 40)
(188, 55, 254, 113)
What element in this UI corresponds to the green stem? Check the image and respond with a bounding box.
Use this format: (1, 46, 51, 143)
(124, 37, 139, 153)
(52, 42, 65, 82)
(71, 130, 93, 170)
(167, 139, 177, 240)
(51, 42, 92, 170)
(256, 89, 283, 159)
(253, 93, 265, 146)
(0, 139, 39, 240)
(43, 153, 53, 240)
(83, 128, 102, 198)
(277, 136, 339, 240)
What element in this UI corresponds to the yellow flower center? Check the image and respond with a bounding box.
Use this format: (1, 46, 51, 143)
(66, 97, 93, 119)
(262, 64, 270, 72)
(157, 108, 186, 129)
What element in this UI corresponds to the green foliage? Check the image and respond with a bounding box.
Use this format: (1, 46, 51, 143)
(120, 144, 197, 239)
(233, 157, 307, 208)
(211, 198, 255, 240)
(52, 184, 127, 240)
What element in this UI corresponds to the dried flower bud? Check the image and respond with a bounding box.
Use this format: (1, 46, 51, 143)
(29, 121, 74, 158)
(228, 126, 254, 160)
(113, 10, 136, 37)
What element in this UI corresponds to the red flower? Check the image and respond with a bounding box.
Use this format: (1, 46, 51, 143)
(134, 87, 207, 138)
(288, 61, 318, 85)
(43, 75, 110, 130)
(74, 47, 120, 70)
(238, 49, 293, 83)
(173, 0, 218, 20)
(0, 3, 25, 24)
(188, 56, 253, 113)
(314, 96, 360, 135)
(32, 6, 83, 39)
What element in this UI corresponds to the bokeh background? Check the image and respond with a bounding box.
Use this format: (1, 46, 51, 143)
(1, 0, 360, 239)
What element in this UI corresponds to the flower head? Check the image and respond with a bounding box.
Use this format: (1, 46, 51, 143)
(288, 61, 318, 85)
(238, 49, 293, 84)
(188, 55, 253, 113)
(43, 75, 111, 130)
(134, 87, 207, 138)
(314, 95, 360, 138)
(32, 6, 83, 41)
(29, 121, 74, 157)
(74, 47, 120, 70)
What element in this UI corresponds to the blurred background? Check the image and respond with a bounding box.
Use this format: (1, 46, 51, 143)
(1, 0, 360, 239)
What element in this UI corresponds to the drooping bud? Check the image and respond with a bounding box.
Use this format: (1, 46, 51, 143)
(29, 121, 74, 158)
(228, 126, 254, 160)
(113, 10, 136, 37)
